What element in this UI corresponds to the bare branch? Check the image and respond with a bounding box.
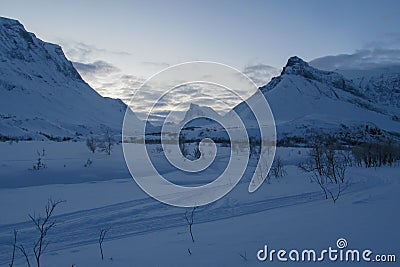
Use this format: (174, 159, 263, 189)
(9, 230, 17, 267)
(99, 226, 111, 260)
(28, 198, 64, 267)
(299, 136, 350, 203)
(239, 252, 248, 261)
(16, 244, 31, 267)
(184, 207, 196, 243)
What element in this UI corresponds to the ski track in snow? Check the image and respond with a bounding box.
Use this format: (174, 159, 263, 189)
(0, 179, 379, 264)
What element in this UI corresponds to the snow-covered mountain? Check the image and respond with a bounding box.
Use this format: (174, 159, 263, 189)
(0, 17, 141, 141)
(336, 66, 400, 118)
(231, 56, 400, 145)
(180, 57, 399, 145)
(180, 103, 222, 127)
(1, 16, 398, 145)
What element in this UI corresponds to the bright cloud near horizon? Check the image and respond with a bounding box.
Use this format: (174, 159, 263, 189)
(1, 0, 400, 119)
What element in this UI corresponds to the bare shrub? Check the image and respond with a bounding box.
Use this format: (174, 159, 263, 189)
(192, 144, 201, 159)
(270, 156, 287, 179)
(299, 136, 349, 203)
(16, 199, 64, 267)
(352, 139, 400, 168)
(179, 135, 189, 158)
(84, 158, 93, 167)
(86, 137, 97, 153)
(32, 149, 46, 170)
(98, 129, 114, 155)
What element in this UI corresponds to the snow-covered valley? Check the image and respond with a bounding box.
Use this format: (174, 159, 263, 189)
(0, 15, 399, 267)
(0, 141, 399, 266)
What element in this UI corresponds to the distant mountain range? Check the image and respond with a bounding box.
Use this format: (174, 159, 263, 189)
(0, 17, 399, 145)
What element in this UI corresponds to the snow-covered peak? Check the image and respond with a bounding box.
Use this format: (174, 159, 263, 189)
(261, 56, 363, 99)
(0, 17, 24, 29)
(272, 56, 399, 116)
(281, 56, 310, 76)
(0, 17, 82, 83)
(0, 17, 20, 31)
(186, 103, 215, 117)
(230, 56, 400, 145)
(183, 103, 221, 120)
(284, 55, 309, 68)
(0, 17, 142, 141)
(180, 103, 222, 127)
(282, 56, 335, 79)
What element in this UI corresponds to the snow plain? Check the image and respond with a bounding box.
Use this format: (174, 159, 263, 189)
(0, 141, 399, 266)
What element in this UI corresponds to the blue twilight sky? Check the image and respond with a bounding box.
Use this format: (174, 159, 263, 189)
(1, 0, 400, 112)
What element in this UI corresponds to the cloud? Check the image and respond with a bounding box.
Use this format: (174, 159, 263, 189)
(60, 41, 131, 62)
(141, 61, 170, 68)
(364, 32, 400, 49)
(68, 49, 270, 123)
(70, 58, 145, 106)
(310, 48, 400, 71)
(72, 60, 120, 75)
(242, 64, 279, 87)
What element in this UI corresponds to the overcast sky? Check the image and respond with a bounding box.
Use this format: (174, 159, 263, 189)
(1, 0, 400, 119)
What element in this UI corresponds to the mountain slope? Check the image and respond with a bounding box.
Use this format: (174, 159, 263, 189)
(0, 17, 141, 141)
(336, 66, 400, 118)
(229, 56, 400, 145)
